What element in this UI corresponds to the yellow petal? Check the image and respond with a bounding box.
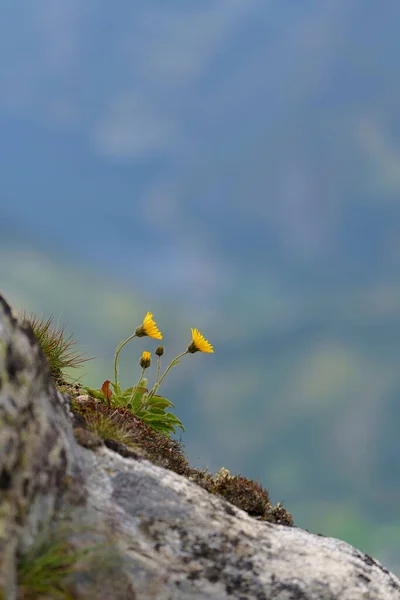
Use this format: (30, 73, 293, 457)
(191, 328, 214, 353)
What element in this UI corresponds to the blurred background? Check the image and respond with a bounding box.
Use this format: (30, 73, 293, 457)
(2, 0, 400, 574)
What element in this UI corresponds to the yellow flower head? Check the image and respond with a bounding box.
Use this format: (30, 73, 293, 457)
(135, 312, 163, 339)
(139, 351, 152, 369)
(187, 328, 214, 354)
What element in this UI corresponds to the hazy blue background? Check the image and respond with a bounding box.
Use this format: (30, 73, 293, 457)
(2, 0, 400, 574)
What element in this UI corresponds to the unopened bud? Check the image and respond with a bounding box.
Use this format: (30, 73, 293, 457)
(139, 351, 151, 369)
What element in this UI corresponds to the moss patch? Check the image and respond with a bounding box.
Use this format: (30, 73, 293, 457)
(69, 388, 293, 527)
(16, 520, 135, 600)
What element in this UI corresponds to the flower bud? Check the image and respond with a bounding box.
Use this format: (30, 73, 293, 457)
(139, 351, 151, 369)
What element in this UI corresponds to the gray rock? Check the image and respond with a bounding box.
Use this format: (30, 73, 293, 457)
(1, 293, 400, 599)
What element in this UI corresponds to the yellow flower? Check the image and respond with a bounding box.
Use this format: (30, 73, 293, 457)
(135, 312, 163, 339)
(187, 328, 214, 354)
(139, 351, 152, 369)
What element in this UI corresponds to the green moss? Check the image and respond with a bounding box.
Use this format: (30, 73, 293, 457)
(71, 396, 294, 526)
(268, 501, 294, 526)
(71, 396, 190, 473)
(17, 524, 86, 599)
(16, 521, 132, 600)
(211, 470, 271, 516)
(83, 411, 142, 448)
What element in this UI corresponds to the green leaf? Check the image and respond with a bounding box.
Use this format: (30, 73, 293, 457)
(110, 381, 122, 396)
(129, 387, 148, 412)
(112, 394, 129, 408)
(141, 413, 184, 430)
(137, 412, 163, 421)
(134, 408, 146, 416)
(147, 395, 175, 409)
(169, 358, 181, 368)
(142, 419, 175, 435)
(121, 386, 135, 396)
(83, 387, 107, 402)
(146, 408, 167, 416)
(163, 414, 185, 430)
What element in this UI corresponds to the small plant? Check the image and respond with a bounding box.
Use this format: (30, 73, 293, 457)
(16, 520, 129, 600)
(201, 468, 294, 525)
(84, 312, 214, 436)
(20, 312, 94, 383)
(84, 411, 137, 446)
(17, 523, 93, 599)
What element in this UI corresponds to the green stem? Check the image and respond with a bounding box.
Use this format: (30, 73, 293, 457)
(113, 333, 137, 391)
(147, 351, 188, 402)
(156, 356, 161, 384)
(129, 367, 146, 408)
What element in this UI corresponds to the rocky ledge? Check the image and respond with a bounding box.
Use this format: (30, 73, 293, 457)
(1, 293, 399, 599)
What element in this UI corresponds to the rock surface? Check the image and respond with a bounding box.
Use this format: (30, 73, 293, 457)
(1, 293, 400, 599)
